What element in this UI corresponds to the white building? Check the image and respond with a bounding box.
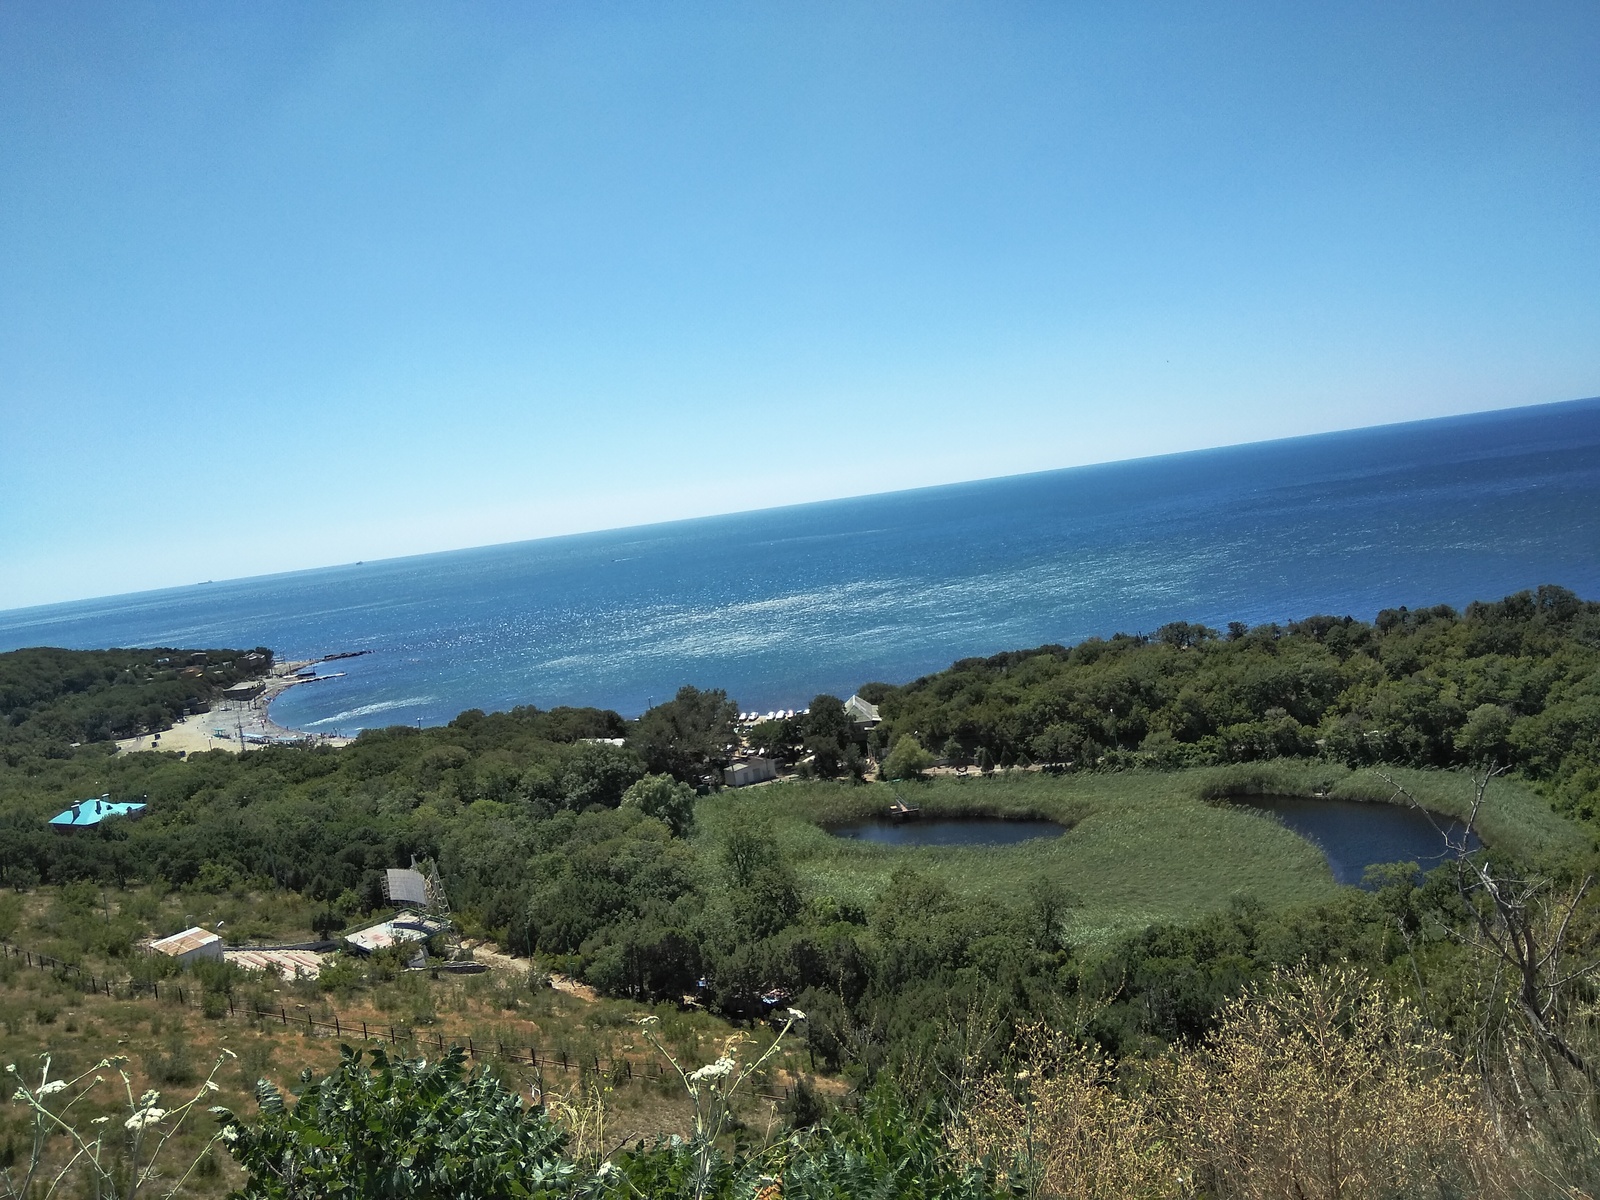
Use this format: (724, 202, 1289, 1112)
(724, 757, 779, 788)
(149, 926, 224, 966)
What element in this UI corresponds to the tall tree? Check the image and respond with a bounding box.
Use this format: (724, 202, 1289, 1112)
(628, 685, 738, 782)
(803, 694, 856, 777)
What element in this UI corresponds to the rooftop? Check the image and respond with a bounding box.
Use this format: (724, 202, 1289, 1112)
(344, 910, 449, 954)
(150, 926, 221, 957)
(49, 796, 147, 827)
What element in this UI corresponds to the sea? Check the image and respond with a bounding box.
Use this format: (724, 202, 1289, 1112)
(3, 398, 1598, 734)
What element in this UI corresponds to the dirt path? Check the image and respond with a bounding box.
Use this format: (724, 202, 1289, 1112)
(461, 939, 599, 1001)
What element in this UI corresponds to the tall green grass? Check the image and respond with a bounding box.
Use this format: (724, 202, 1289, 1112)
(695, 765, 1585, 946)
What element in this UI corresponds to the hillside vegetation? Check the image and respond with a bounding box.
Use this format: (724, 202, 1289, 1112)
(2, 586, 1600, 1196)
(862, 583, 1600, 819)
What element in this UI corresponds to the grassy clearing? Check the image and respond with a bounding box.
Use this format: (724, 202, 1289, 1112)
(696, 764, 1586, 946)
(699, 772, 1335, 947)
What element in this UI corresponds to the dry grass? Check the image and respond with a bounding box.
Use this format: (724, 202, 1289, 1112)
(960, 963, 1514, 1200)
(0, 935, 818, 1197)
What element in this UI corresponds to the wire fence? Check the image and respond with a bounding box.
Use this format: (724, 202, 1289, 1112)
(0, 940, 804, 1104)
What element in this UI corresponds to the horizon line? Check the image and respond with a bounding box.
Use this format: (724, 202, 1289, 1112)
(6, 392, 1597, 617)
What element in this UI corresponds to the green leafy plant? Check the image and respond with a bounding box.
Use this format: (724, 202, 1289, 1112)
(216, 1044, 573, 1199)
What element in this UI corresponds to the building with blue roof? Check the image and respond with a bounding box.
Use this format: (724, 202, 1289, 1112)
(48, 795, 146, 829)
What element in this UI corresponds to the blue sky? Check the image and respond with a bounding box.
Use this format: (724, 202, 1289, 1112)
(2, 2, 1596, 611)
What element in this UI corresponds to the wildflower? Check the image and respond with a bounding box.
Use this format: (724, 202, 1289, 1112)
(203, 1080, 220, 1092)
(786, 1007, 806, 1022)
(125, 1107, 167, 1131)
(220, 1126, 239, 1143)
(688, 1057, 736, 1084)
(596, 1161, 618, 1179)
(91, 1117, 110, 1125)
(37, 1079, 67, 1095)
(636, 1015, 659, 1026)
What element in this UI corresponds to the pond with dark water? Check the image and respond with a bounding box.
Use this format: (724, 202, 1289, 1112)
(1234, 794, 1481, 887)
(826, 817, 1068, 847)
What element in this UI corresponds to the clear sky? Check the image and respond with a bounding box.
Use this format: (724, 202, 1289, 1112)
(2, 3, 1596, 611)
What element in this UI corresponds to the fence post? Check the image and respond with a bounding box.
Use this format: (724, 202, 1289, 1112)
(362, 1021, 368, 1040)
(281, 1007, 287, 1026)
(334, 1016, 340, 1038)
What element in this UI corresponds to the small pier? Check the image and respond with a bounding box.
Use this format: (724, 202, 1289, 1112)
(888, 798, 921, 820)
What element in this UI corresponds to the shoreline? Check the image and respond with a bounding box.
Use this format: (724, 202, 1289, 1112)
(115, 659, 356, 757)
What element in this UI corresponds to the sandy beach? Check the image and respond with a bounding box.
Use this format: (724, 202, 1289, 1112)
(115, 660, 356, 756)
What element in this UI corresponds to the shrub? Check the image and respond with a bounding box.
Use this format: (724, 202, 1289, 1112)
(218, 1046, 572, 1199)
(1165, 963, 1504, 1199)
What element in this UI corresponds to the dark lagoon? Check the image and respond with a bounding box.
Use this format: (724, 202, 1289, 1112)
(827, 818, 1067, 847)
(1235, 795, 1481, 887)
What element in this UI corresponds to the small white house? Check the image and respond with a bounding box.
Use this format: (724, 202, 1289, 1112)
(724, 757, 779, 788)
(149, 926, 224, 966)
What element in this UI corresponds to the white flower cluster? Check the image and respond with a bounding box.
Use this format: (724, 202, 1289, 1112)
(37, 1079, 68, 1096)
(126, 1091, 166, 1131)
(687, 1056, 736, 1085)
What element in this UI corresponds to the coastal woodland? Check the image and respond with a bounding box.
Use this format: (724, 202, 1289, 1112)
(2, 585, 1600, 1197)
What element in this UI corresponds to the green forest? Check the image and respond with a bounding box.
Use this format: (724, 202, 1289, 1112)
(4, 586, 1600, 1197)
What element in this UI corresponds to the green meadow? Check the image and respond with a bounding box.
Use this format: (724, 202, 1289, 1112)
(694, 764, 1586, 946)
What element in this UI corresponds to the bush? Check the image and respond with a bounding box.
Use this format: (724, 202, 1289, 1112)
(218, 1046, 572, 1199)
(882, 736, 935, 781)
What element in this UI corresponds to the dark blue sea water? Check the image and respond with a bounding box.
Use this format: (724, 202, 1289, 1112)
(2, 398, 1598, 733)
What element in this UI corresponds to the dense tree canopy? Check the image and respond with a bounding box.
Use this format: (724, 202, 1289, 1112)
(627, 686, 738, 783)
(869, 585, 1600, 819)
